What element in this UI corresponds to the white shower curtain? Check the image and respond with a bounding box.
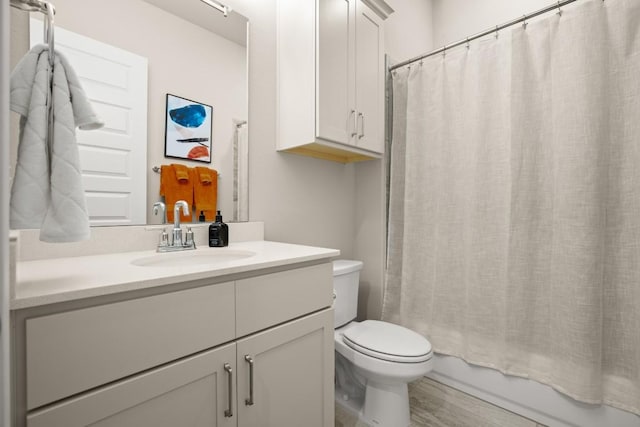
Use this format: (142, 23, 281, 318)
(383, 0, 640, 415)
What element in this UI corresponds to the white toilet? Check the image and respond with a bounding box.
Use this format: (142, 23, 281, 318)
(333, 260, 433, 427)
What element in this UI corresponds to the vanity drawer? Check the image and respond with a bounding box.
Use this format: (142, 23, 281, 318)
(26, 282, 235, 410)
(235, 263, 333, 337)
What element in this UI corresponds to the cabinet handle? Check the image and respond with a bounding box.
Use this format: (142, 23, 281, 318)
(224, 363, 233, 417)
(244, 355, 255, 406)
(358, 112, 365, 139)
(350, 110, 357, 138)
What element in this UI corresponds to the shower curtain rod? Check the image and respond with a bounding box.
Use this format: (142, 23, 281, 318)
(389, 0, 580, 71)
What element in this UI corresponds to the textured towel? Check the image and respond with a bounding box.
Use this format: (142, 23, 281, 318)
(173, 163, 190, 182)
(10, 44, 103, 242)
(160, 164, 192, 222)
(197, 169, 212, 184)
(193, 167, 217, 221)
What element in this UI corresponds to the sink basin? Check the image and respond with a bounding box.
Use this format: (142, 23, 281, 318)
(131, 249, 256, 267)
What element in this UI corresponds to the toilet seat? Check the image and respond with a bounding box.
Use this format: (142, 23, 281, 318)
(342, 320, 432, 363)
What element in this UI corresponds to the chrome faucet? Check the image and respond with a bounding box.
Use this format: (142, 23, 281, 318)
(152, 201, 167, 224)
(156, 200, 196, 252)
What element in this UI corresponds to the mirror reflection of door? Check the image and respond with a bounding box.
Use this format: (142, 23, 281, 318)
(30, 20, 149, 226)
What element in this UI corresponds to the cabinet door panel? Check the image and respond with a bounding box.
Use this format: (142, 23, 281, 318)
(318, 0, 356, 144)
(355, 0, 384, 153)
(236, 309, 334, 427)
(26, 282, 236, 409)
(235, 263, 333, 337)
(27, 344, 237, 427)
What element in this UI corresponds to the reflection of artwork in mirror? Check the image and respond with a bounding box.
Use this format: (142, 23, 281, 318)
(164, 94, 212, 163)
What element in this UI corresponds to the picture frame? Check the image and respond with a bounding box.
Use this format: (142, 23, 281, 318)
(164, 93, 213, 163)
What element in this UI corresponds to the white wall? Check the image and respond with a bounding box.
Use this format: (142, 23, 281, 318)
(432, 0, 553, 47)
(385, 0, 434, 63)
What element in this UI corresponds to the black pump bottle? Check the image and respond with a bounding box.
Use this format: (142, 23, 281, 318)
(208, 210, 229, 247)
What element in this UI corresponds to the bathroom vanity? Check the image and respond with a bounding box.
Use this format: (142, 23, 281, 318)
(9, 236, 339, 427)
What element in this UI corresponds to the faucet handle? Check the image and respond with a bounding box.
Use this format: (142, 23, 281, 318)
(185, 227, 195, 248)
(159, 228, 170, 247)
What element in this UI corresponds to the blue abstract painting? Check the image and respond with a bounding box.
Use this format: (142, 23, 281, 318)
(170, 104, 207, 128)
(164, 94, 213, 163)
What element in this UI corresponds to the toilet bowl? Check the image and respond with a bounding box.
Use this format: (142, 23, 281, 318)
(333, 260, 433, 427)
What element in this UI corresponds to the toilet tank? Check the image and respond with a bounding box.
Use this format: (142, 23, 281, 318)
(333, 260, 363, 328)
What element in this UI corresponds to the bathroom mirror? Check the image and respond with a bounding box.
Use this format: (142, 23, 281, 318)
(9, 0, 249, 226)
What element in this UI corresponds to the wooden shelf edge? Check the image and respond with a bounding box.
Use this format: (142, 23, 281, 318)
(279, 143, 381, 164)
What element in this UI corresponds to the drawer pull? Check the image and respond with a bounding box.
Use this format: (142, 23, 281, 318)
(245, 355, 254, 406)
(224, 363, 233, 417)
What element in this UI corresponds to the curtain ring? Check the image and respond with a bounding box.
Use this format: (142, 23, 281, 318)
(494, 25, 499, 39)
(466, 37, 470, 49)
(557, 1, 563, 16)
(522, 15, 528, 29)
(442, 45, 446, 57)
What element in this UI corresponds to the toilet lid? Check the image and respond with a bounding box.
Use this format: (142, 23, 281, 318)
(342, 320, 432, 363)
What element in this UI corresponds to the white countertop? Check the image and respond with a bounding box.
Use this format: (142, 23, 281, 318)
(13, 240, 340, 309)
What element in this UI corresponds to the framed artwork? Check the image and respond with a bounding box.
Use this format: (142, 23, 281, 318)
(164, 94, 213, 163)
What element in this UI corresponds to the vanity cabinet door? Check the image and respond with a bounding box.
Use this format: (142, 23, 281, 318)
(26, 343, 237, 427)
(236, 309, 334, 427)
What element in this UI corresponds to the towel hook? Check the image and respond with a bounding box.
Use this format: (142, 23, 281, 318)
(44, 2, 55, 67)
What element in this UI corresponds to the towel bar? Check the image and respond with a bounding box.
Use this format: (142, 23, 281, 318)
(152, 166, 221, 178)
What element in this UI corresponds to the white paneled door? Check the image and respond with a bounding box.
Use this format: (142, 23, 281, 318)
(30, 20, 148, 225)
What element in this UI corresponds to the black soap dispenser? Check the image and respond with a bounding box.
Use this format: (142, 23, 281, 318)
(209, 210, 229, 247)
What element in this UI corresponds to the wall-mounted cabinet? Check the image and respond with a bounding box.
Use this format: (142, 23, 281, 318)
(277, 0, 393, 163)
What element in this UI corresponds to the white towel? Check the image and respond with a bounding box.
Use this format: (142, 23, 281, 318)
(10, 44, 103, 242)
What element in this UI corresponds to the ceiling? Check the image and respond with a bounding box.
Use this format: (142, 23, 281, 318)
(143, 0, 248, 46)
